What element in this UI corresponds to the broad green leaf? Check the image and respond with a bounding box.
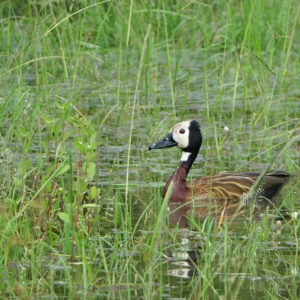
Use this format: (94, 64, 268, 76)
(72, 140, 86, 154)
(56, 164, 70, 176)
(85, 162, 96, 181)
(90, 186, 99, 199)
(58, 212, 70, 224)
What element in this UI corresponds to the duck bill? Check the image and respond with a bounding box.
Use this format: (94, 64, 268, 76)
(149, 133, 178, 150)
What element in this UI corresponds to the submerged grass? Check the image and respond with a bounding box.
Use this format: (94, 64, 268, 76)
(0, 0, 299, 298)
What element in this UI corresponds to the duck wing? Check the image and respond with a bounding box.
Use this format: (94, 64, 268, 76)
(190, 170, 290, 201)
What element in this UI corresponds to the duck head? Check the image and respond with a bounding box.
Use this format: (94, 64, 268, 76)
(149, 120, 202, 174)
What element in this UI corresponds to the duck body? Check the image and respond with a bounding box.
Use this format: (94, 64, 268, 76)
(149, 120, 290, 219)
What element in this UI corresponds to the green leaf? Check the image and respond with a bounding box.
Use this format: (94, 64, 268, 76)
(58, 212, 70, 224)
(28, 199, 47, 210)
(20, 159, 31, 173)
(89, 132, 97, 145)
(76, 178, 87, 193)
(42, 113, 51, 123)
(16, 125, 25, 137)
(72, 139, 86, 155)
(53, 122, 62, 138)
(82, 203, 100, 209)
(55, 101, 64, 110)
(56, 164, 70, 176)
(86, 162, 96, 181)
(86, 152, 97, 162)
(90, 186, 100, 199)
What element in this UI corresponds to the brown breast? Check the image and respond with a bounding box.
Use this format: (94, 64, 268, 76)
(163, 164, 189, 202)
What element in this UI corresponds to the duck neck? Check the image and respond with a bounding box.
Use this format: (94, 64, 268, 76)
(162, 151, 198, 202)
(180, 151, 198, 177)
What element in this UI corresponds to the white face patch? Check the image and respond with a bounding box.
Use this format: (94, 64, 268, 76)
(171, 120, 191, 149)
(180, 151, 192, 162)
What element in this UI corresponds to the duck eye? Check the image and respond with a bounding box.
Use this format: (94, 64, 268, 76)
(179, 128, 185, 134)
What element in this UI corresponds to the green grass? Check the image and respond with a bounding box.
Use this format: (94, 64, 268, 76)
(0, 0, 300, 298)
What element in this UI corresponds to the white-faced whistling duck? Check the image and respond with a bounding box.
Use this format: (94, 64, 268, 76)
(149, 120, 290, 220)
